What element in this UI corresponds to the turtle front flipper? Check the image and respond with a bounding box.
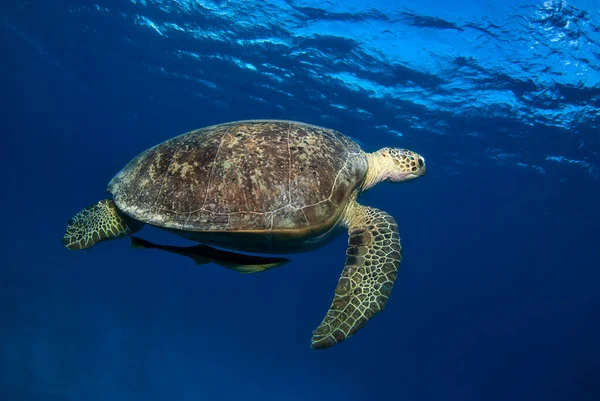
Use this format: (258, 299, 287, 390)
(311, 203, 401, 349)
(63, 199, 143, 250)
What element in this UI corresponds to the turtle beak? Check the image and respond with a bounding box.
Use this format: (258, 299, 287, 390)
(407, 166, 426, 179)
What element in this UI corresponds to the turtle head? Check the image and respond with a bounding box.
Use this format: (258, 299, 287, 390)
(381, 147, 426, 181)
(363, 147, 426, 190)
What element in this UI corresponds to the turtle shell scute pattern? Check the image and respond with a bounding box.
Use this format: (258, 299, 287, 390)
(108, 120, 368, 235)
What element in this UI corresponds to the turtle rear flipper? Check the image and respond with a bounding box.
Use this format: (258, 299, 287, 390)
(63, 199, 143, 250)
(311, 202, 401, 349)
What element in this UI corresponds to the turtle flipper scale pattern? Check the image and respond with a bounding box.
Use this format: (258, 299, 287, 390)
(311, 204, 401, 349)
(63, 199, 143, 250)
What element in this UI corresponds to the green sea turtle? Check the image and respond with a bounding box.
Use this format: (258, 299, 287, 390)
(63, 120, 426, 349)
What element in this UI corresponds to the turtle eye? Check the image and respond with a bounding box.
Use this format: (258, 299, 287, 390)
(418, 158, 424, 167)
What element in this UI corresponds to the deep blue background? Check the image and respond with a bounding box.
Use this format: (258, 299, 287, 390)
(1, 1, 599, 400)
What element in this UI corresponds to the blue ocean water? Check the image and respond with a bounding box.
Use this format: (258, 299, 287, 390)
(1, 0, 599, 399)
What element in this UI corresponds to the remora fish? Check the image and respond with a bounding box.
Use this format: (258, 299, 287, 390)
(130, 236, 290, 274)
